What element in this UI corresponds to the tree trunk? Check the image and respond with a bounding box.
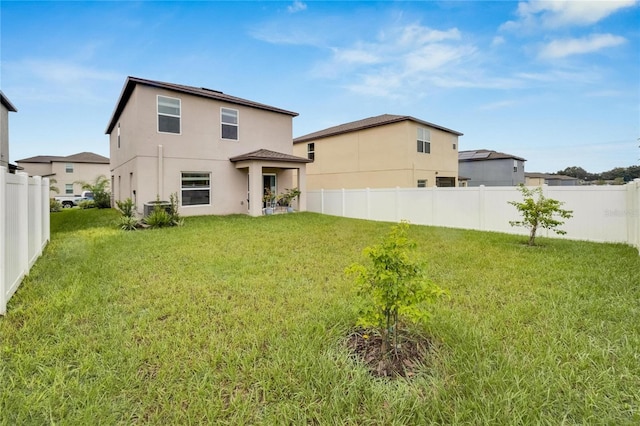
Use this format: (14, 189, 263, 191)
(528, 224, 537, 246)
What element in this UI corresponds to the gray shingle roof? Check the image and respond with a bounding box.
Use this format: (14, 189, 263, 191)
(229, 149, 311, 163)
(17, 152, 109, 164)
(525, 172, 577, 180)
(293, 114, 463, 144)
(458, 149, 526, 162)
(106, 76, 298, 134)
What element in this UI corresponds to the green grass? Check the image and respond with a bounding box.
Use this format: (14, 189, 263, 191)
(1, 209, 639, 424)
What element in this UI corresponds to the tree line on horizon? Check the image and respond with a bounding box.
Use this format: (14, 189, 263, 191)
(555, 165, 640, 184)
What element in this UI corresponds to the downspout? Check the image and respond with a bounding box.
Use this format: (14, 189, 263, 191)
(158, 144, 163, 200)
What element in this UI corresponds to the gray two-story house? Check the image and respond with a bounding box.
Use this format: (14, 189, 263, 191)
(458, 149, 526, 187)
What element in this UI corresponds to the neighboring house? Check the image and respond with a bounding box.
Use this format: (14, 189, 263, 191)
(292, 114, 463, 189)
(16, 152, 110, 197)
(458, 149, 526, 187)
(1, 91, 18, 170)
(525, 172, 579, 186)
(105, 76, 310, 217)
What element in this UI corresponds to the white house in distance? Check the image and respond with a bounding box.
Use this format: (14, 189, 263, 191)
(1, 91, 18, 170)
(16, 152, 110, 198)
(105, 76, 310, 217)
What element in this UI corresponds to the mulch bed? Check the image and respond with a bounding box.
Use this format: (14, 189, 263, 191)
(345, 327, 435, 379)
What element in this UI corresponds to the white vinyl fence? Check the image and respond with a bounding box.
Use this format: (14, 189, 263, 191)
(308, 180, 640, 253)
(1, 168, 50, 315)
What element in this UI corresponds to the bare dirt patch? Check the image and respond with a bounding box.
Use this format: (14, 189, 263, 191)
(346, 327, 435, 379)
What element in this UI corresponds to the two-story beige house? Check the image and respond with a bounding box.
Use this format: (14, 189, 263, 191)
(105, 77, 310, 217)
(16, 152, 110, 197)
(1, 91, 18, 170)
(292, 114, 463, 189)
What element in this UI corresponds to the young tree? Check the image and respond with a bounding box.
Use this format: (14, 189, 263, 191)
(77, 175, 111, 208)
(346, 221, 446, 357)
(508, 185, 573, 246)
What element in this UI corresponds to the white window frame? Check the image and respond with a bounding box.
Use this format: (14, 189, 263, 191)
(417, 179, 427, 188)
(65, 184, 73, 194)
(65, 163, 74, 173)
(157, 95, 181, 135)
(117, 123, 121, 148)
(417, 128, 431, 154)
(513, 160, 518, 172)
(221, 107, 239, 141)
(307, 143, 315, 160)
(181, 172, 211, 207)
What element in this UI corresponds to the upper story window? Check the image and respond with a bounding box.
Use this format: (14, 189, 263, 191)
(117, 123, 121, 148)
(417, 128, 431, 154)
(417, 179, 427, 188)
(513, 160, 518, 172)
(307, 143, 315, 160)
(65, 163, 74, 173)
(158, 96, 181, 134)
(221, 108, 238, 140)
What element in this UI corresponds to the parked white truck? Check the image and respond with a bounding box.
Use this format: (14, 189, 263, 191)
(54, 191, 94, 208)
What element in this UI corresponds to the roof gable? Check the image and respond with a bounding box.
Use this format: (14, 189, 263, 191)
(293, 114, 463, 144)
(105, 76, 298, 134)
(1, 91, 17, 112)
(229, 149, 311, 163)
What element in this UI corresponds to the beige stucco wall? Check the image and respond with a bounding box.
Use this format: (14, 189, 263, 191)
(110, 85, 296, 216)
(525, 176, 545, 186)
(293, 120, 459, 190)
(1, 103, 9, 168)
(17, 161, 110, 197)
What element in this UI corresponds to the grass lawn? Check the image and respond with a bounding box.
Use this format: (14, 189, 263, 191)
(1, 209, 639, 424)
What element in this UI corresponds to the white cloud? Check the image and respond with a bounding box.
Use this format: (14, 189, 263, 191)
(539, 33, 627, 59)
(307, 23, 483, 97)
(4, 59, 121, 103)
(287, 1, 307, 14)
(502, 0, 638, 30)
(333, 48, 380, 65)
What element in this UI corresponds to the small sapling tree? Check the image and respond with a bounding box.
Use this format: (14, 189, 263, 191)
(508, 184, 573, 246)
(345, 221, 446, 358)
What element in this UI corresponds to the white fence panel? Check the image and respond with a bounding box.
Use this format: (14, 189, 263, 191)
(307, 181, 640, 253)
(1, 168, 50, 315)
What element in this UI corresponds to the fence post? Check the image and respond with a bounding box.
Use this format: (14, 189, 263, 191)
(0, 167, 6, 314)
(395, 186, 400, 222)
(629, 179, 640, 254)
(478, 185, 485, 230)
(17, 172, 29, 287)
(42, 177, 50, 247)
(366, 187, 371, 220)
(320, 189, 324, 214)
(32, 176, 43, 261)
(342, 188, 346, 217)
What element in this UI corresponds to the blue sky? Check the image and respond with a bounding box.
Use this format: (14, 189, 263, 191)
(2, 0, 639, 173)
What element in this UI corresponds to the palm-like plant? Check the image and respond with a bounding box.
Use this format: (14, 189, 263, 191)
(76, 175, 111, 208)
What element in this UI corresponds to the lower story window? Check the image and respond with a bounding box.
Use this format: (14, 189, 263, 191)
(417, 179, 427, 188)
(65, 184, 73, 194)
(181, 172, 211, 206)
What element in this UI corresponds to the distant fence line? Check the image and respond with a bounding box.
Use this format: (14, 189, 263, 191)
(1, 168, 50, 315)
(307, 180, 640, 253)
